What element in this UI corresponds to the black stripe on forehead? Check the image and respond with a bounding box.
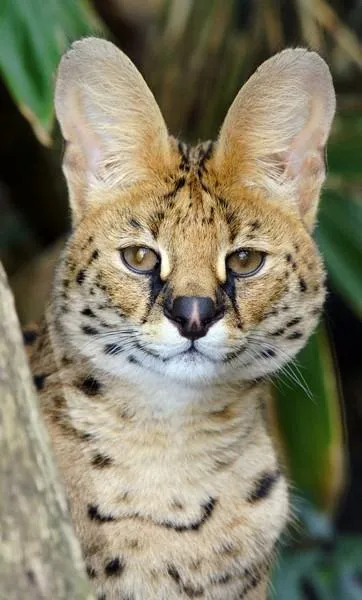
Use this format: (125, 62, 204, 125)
(178, 141, 191, 171)
(198, 141, 214, 173)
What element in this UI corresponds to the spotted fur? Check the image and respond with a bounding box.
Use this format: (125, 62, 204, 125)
(29, 39, 335, 599)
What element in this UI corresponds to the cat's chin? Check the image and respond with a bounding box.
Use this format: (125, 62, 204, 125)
(85, 344, 283, 388)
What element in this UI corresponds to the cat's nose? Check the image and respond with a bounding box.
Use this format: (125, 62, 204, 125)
(164, 296, 224, 340)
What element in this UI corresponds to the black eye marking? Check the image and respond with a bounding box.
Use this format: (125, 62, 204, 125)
(104, 343, 123, 356)
(247, 469, 281, 503)
(87, 504, 116, 523)
(104, 557, 124, 577)
(76, 269, 86, 285)
(81, 325, 99, 336)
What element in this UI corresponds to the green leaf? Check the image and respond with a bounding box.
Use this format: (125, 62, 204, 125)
(328, 113, 362, 179)
(0, 0, 99, 144)
(270, 536, 362, 600)
(272, 325, 344, 511)
(317, 190, 362, 319)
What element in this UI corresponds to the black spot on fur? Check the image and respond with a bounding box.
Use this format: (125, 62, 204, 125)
(82, 325, 99, 336)
(247, 469, 281, 503)
(104, 342, 123, 355)
(210, 572, 232, 585)
(23, 329, 38, 345)
(104, 557, 124, 577)
(287, 331, 303, 340)
(249, 220, 261, 231)
(78, 376, 101, 396)
(286, 317, 302, 328)
(89, 249, 99, 262)
(168, 565, 181, 584)
(164, 497, 216, 532)
(299, 278, 307, 292)
(168, 565, 204, 597)
(76, 269, 86, 285)
(128, 355, 140, 365)
(285, 253, 293, 263)
(92, 453, 112, 468)
(33, 374, 46, 390)
(87, 504, 116, 523)
(271, 328, 285, 337)
(86, 565, 97, 578)
(260, 349, 276, 359)
(239, 568, 263, 598)
(26, 569, 36, 584)
(130, 218, 142, 228)
(81, 307, 96, 318)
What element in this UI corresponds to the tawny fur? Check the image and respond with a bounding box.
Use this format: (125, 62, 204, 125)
(29, 39, 335, 600)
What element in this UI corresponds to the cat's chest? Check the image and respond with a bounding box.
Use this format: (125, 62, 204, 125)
(48, 403, 288, 600)
(72, 450, 287, 600)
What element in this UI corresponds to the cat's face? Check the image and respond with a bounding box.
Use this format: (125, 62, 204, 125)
(53, 39, 334, 385)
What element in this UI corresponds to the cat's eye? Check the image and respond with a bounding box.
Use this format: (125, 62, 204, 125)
(121, 246, 159, 274)
(226, 248, 265, 277)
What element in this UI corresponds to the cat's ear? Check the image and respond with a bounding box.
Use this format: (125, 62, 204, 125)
(55, 38, 171, 223)
(215, 49, 336, 229)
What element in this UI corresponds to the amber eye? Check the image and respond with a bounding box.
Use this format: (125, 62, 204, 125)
(226, 248, 265, 277)
(121, 246, 159, 274)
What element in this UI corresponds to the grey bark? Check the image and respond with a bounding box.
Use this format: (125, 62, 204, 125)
(0, 262, 94, 600)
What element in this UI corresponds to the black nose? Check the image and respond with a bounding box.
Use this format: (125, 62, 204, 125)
(164, 296, 224, 340)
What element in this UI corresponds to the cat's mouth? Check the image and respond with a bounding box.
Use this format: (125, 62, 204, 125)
(163, 341, 216, 362)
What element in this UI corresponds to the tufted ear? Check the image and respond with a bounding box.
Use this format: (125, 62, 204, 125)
(55, 38, 171, 224)
(215, 49, 336, 230)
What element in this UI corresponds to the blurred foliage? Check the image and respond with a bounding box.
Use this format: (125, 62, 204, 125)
(0, 1, 362, 599)
(0, 0, 99, 144)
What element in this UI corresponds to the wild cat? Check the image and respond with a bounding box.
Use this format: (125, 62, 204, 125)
(29, 38, 335, 599)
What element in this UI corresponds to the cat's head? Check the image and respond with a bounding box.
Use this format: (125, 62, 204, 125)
(53, 38, 335, 385)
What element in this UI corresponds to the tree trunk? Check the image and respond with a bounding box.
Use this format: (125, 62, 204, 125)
(0, 262, 94, 600)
